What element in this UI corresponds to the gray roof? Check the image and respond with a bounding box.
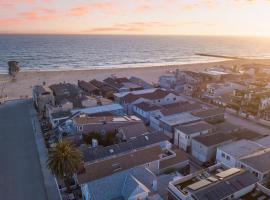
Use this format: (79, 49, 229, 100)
(51, 110, 71, 119)
(218, 139, 265, 159)
(134, 102, 161, 112)
(192, 171, 258, 200)
(255, 135, 270, 148)
(82, 132, 169, 163)
(160, 112, 201, 126)
(160, 103, 201, 116)
(240, 149, 270, 173)
(175, 121, 213, 135)
(193, 133, 235, 147)
(215, 122, 241, 134)
(192, 108, 224, 118)
(118, 123, 148, 140)
(85, 167, 152, 200)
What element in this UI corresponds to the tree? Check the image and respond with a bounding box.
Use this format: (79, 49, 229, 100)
(47, 141, 82, 193)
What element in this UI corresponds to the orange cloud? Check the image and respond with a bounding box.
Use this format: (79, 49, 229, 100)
(20, 8, 58, 21)
(67, 5, 91, 16)
(67, 2, 118, 17)
(0, 18, 22, 26)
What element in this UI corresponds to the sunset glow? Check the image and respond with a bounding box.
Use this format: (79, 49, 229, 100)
(1, 0, 270, 36)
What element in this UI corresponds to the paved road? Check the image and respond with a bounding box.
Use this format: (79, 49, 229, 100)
(0, 100, 48, 200)
(225, 112, 270, 135)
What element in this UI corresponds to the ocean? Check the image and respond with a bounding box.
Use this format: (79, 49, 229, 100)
(1, 35, 270, 73)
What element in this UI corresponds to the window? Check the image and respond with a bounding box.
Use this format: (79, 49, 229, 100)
(226, 155, 230, 161)
(173, 97, 176, 101)
(221, 153, 225, 158)
(78, 126, 83, 131)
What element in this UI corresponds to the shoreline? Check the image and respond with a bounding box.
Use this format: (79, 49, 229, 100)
(0, 58, 231, 75)
(1, 58, 270, 99)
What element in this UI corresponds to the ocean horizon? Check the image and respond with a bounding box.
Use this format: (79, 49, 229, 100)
(1, 35, 270, 73)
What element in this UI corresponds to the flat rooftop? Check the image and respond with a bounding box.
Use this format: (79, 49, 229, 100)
(160, 112, 201, 126)
(171, 167, 258, 200)
(217, 139, 265, 159)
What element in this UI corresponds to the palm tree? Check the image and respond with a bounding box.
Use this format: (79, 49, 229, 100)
(47, 141, 83, 192)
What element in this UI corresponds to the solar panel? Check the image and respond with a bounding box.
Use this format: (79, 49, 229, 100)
(187, 179, 211, 191)
(216, 168, 241, 178)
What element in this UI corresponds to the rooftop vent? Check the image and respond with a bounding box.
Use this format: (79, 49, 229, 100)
(109, 149, 114, 153)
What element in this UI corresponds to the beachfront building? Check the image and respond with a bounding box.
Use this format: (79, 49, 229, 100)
(33, 85, 54, 114)
(173, 121, 214, 152)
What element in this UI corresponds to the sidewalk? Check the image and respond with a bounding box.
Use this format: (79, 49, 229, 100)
(30, 101, 62, 200)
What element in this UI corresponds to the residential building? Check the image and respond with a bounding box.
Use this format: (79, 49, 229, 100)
(214, 121, 241, 134)
(237, 149, 270, 183)
(72, 103, 124, 116)
(90, 79, 117, 99)
(168, 165, 258, 200)
(33, 85, 54, 114)
(120, 89, 185, 114)
(103, 76, 143, 92)
(158, 112, 201, 138)
(116, 122, 148, 141)
(72, 115, 142, 135)
(129, 76, 153, 89)
(216, 139, 265, 168)
(149, 102, 202, 132)
(81, 167, 155, 200)
(191, 133, 235, 163)
(174, 121, 214, 151)
(132, 102, 161, 123)
(49, 83, 81, 105)
(78, 80, 100, 96)
(192, 108, 224, 123)
(48, 110, 72, 128)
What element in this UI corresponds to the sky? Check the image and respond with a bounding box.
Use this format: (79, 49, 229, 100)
(0, 0, 270, 36)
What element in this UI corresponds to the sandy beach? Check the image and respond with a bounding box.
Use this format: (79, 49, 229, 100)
(1, 58, 270, 100)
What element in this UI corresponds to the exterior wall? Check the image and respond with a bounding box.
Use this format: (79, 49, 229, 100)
(147, 160, 160, 174)
(34, 93, 55, 114)
(192, 140, 234, 163)
(233, 184, 256, 199)
(128, 191, 148, 200)
(132, 106, 150, 123)
(159, 160, 189, 175)
(149, 115, 161, 131)
(174, 129, 210, 152)
(236, 161, 269, 183)
(216, 148, 237, 167)
(191, 140, 209, 162)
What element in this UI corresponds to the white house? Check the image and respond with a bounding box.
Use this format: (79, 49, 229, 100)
(174, 121, 214, 151)
(216, 139, 265, 168)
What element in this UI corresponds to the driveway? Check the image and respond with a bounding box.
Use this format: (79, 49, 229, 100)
(0, 100, 47, 200)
